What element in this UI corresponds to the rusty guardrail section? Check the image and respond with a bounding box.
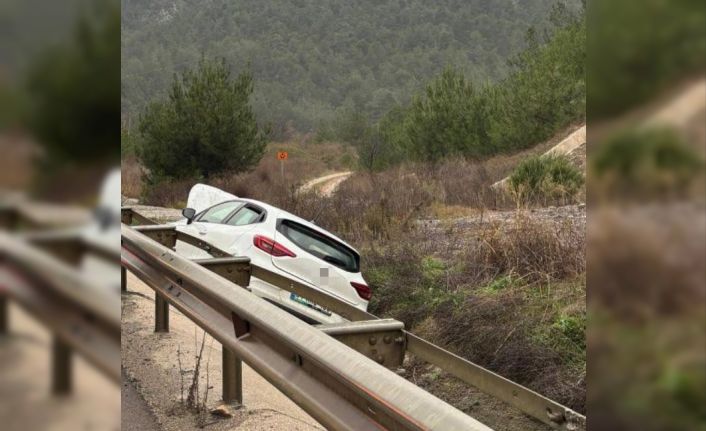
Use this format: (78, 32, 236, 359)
(121, 207, 586, 430)
(0, 201, 120, 394)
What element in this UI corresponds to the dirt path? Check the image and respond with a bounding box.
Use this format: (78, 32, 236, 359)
(121, 272, 323, 431)
(298, 171, 352, 197)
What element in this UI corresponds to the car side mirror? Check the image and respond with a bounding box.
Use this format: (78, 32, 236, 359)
(182, 208, 196, 224)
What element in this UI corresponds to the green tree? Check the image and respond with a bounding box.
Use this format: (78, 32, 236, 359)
(138, 58, 267, 180)
(405, 68, 491, 162)
(489, 10, 585, 151)
(121, 0, 584, 133)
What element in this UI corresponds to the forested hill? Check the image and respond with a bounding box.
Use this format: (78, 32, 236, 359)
(121, 0, 581, 135)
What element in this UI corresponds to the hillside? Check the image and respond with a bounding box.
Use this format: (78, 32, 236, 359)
(121, 0, 582, 134)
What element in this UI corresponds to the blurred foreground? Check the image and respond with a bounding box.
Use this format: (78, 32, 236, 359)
(587, 1, 706, 429)
(1, 1, 120, 430)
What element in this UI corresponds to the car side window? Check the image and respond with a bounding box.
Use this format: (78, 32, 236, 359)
(226, 206, 263, 226)
(197, 201, 241, 223)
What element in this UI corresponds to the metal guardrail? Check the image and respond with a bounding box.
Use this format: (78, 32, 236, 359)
(0, 201, 120, 394)
(121, 207, 587, 430)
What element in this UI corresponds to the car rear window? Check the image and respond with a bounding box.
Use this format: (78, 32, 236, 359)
(277, 220, 359, 272)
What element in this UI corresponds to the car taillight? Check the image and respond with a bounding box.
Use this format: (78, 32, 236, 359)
(253, 235, 296, 257)
(350, 282, 372, 301)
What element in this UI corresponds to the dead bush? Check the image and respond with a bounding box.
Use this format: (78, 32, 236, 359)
(476, 214, 585, 283)
(429, 159, 494, 207)
(121, 155, 144, 199)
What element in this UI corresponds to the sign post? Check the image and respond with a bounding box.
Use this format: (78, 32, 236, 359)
(277, 151, 288, 181)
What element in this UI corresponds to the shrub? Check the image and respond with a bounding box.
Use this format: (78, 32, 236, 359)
(508, 154, 584, 205)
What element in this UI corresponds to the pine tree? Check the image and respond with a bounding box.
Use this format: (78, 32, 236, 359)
(139, 58, 267, 180)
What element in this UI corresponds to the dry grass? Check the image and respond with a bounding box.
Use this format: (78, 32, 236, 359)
(478, 214, 585, 283)
(120, 139, 356, 204)
(121, 154, 145, 199)
(364, 214, 587, 412)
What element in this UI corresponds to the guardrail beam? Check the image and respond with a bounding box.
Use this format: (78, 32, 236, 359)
(29, 238, 84, 266)
(318, 319, 406, 368)
(52, 336, 72, 395)
(222, 348, 243, 405)
(155, 293, 169, 333)
(122, 207, 158, 226)
(134, 225, 177, 248)
(193, 257, 251, 287)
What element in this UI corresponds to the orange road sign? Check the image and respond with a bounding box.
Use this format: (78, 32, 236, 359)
(277, 151, 288, 161)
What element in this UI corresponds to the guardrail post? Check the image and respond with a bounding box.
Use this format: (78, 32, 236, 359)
(121, 267, 127, 292)
(155, 293, 169, 332)
(0, 296, 7, 334)
(222, 347, 242, 405)
(51, 336, 72, 395)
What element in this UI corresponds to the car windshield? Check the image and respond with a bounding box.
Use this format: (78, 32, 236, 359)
(278, 219, 359, 272)
(198, 201, 241, 223)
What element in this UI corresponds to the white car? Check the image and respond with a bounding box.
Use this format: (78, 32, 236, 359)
(173, 184, 370, 324)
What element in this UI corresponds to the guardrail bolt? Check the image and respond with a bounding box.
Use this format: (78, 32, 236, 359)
(51, 336, 72, 395)
(368, 336, 377, 346)
(383, 335, 392, 344)
(394, 336, 405, 345)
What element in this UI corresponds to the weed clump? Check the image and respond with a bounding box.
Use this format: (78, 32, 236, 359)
(508, 154, 584, 205)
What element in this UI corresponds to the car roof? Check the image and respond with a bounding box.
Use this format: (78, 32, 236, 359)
(234, 198, 360, 255)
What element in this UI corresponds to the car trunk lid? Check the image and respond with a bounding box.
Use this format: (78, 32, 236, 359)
(186, 183, 238, 213)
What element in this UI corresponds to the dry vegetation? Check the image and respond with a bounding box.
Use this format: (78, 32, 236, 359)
(121, 139, 356, 206)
